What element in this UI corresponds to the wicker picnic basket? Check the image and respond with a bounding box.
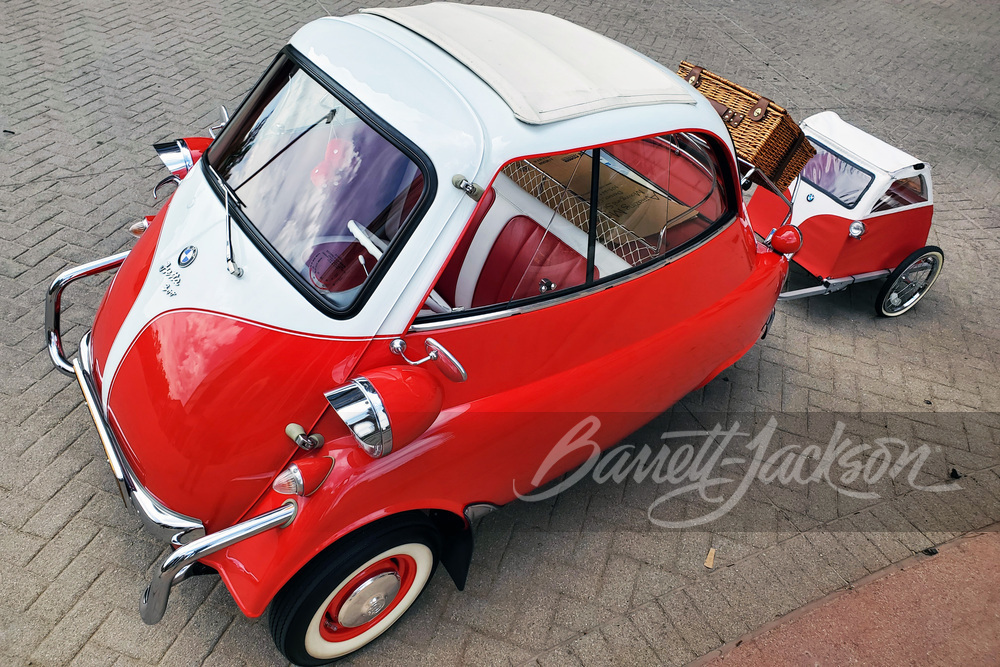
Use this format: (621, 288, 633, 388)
(677, 61, 815, 191)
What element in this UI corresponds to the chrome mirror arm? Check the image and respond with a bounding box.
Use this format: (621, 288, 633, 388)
(389, 339, 435, 367)
(390, 338, 467, 382)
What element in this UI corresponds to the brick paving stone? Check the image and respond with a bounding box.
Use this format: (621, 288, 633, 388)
(656, 590, 723, 656)
(2, 0, 999, 664)
(628, 601, 698, 667)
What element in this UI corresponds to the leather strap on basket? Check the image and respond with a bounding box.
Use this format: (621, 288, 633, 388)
(708, 100, 745, 128)
(685, 66, 704, 87)
(749, 97, 770, 122)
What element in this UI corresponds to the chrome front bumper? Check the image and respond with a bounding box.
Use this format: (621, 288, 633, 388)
(45, 256, 298, 624)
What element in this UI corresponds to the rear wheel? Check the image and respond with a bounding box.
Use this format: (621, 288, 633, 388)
(269, 516, 439, 665)
(876, 246, 944, 317)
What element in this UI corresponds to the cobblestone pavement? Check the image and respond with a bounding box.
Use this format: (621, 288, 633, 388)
(1, 0, 998, 665)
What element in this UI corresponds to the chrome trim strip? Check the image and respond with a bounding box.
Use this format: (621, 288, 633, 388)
(140, 500, 297, 624)
(75, 332, 206, 543)
(45, 252, 129, 375)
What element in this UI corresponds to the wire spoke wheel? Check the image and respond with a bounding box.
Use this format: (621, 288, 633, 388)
(876, 246, 944, 317)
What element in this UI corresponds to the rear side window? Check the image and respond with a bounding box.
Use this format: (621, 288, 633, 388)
(873, 175, 928, 212)
(426, 131, 735, 317)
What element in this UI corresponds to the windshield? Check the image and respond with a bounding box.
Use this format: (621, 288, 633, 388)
(206, 54, 428, 311)
(799, 140, 875, 209)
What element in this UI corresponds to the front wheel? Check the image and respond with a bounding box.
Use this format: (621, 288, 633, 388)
(269, 516, 440, 665)
(876, 246, 944, 317)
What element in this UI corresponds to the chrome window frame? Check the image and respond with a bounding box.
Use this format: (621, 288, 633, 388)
(410, 213, 735, 332)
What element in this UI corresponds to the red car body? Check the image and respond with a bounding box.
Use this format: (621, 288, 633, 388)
(45, 4, 794, 662)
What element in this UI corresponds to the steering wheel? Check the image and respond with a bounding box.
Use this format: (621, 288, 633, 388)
(346, 220, 452, 314)
(347, 220, 386, 259)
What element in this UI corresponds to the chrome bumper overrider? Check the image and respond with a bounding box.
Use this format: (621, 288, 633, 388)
(141, 501, 296, 624)
(46, 252, 129, 376)
(46, 256, 298, 624)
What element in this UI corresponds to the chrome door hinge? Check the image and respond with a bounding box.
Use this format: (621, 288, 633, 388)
(452, 174, 484, 201)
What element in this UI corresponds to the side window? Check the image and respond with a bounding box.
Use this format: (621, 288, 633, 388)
(599, 133, 730, 262)
(450, 153, 594, 310)
(873, 175, 928, 212)
(426, 132, 734, 317)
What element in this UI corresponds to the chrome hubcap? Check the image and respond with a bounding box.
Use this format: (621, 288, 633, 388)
(337, 571, 401, 628)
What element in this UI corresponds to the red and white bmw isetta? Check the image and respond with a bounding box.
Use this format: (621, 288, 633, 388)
(45, 4, 798, 663)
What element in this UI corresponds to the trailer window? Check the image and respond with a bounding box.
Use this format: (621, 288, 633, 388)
(873, 175, 928, 212)
(799, 140, 875, 209)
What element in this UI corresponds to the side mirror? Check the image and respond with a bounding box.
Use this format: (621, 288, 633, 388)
(390, 337, 468, 383)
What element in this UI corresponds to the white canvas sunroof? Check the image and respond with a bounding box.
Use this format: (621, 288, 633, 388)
(362, 3, 695, 124)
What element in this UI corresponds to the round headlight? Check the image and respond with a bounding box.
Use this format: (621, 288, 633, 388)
(849, 221, 866, 238)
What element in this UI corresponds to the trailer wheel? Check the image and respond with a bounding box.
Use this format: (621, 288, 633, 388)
(876, 246, 944, 317)
(269, 515, 440, 665)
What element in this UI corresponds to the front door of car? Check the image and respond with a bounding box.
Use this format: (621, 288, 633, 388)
(342, 132, 756, 504)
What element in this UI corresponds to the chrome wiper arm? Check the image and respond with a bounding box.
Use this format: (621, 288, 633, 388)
(208, 164, 245, 209)
(223, 192, 244, 278)
(233, 109, 336, 193)
(207, 165, 245, 278)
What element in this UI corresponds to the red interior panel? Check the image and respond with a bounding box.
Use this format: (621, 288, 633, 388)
(472, 215, 594, 307)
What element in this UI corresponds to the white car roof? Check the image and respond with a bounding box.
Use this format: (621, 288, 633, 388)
(290, 10, 733, 177)
(802, 111, 921, 175)
(361, 3, 695, 124)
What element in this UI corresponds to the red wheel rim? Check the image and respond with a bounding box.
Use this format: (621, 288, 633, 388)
(319, 554, 418, 642)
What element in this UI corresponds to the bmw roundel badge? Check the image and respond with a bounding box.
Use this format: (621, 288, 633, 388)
(178, 245, 198, 267)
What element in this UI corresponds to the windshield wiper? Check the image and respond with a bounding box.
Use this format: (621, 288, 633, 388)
(207, 165, 246, 278)
(234, 108, 336, 192)
(209, 108, 336, 279)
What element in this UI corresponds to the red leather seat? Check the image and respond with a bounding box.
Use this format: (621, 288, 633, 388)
(472, 215, 595, 307)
